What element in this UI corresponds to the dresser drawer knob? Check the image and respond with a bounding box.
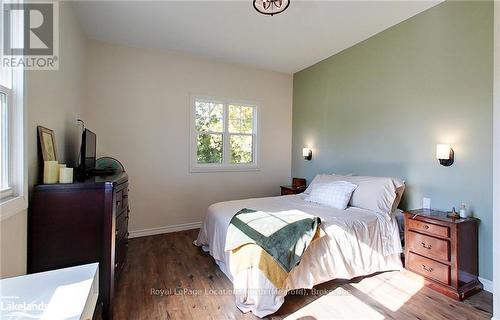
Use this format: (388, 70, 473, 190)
(115, 263, 118, 268)
(422, 264, 433, 273)
(421, 242, 432, 250)
(116, 200, 121, 207)
(422, 225, 429, 230)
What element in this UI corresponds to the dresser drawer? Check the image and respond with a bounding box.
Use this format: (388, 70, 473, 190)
(115, 238, 127, 280)
(115, 190, 123, 213)
(408, 231, 449, 261)
(408, 219, 449, 238)
(122, 194, 128, 213)
(407, 252, 450, 285)
(115, 212, 129, 244)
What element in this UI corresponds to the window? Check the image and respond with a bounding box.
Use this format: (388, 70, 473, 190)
(0, 81, 11, 197)
(191, 97, 258, 172)
(0, 0, 26, 219)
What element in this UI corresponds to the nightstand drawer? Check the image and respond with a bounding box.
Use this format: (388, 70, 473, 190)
(407, 252, 450, 285)
(280, 186, 306, 195)
(408, 219, 449, 238)
(407, 231, 449, 261)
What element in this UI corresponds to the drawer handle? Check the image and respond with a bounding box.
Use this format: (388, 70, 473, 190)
(115, 263, 118, 268)
(421, 242, 432, 250)
(115, 230, 119, 236)
(117, 200, 121, 207)
(422, 225, 429, 230)
(422, 264, 434, 273)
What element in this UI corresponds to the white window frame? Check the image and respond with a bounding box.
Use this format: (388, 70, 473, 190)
(0, 0, 27, 220)
(190, 95, 260, 173)
(0, 84, 13, 197)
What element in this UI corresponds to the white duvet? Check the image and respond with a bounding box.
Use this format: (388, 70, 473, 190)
(195, 194, 403, 318)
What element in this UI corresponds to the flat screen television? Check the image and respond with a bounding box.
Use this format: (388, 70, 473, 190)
(80, 128, 96, 171)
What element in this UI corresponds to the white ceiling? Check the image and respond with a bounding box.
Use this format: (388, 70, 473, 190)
(71, 1, 441, 74)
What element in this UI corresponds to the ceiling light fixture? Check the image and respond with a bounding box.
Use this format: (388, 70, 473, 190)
(253, 0, 290, 16)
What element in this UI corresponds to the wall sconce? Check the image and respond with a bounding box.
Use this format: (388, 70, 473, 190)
(302, 147, 312, 161)
(436, 144, 454, 166)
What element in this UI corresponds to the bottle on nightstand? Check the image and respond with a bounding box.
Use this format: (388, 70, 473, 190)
(459, 203, 467, 218)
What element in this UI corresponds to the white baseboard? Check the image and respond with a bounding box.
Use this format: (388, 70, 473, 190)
(129, 221, 202, 239)
(479, 277, 493, 293)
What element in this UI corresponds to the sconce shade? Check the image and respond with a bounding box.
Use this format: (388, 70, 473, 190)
(302, 148, 312, 160)
(436, 144, 451, 160)
(436, 144, 454, 166)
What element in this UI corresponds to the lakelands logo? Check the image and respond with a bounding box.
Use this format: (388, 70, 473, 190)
(0, 298, 49, 318)
(2, 1, 59, 70)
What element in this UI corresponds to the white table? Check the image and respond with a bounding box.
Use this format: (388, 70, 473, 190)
(0, 263, 99, 320)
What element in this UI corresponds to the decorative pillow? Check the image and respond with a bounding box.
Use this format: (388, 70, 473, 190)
(305, 181, 358, 210)
(304, 173, 357, 195)
(304, 174, 339, 195)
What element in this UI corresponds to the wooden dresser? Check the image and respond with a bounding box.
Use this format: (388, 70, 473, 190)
(28, 172, 129, 320)
(403, 209, 482, 300)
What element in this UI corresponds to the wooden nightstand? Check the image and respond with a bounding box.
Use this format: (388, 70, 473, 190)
(281, 178, 307, 195)
(403, 209, 482, 300)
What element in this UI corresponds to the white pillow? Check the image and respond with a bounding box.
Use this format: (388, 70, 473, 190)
(305, 181, 358, 210)
(304, 174, 405, 215)
(346, 175, 404, 215)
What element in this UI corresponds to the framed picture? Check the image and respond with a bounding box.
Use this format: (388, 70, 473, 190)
(37, 126, 58, 161)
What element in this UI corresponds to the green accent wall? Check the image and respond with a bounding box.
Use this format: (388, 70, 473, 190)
(292, 1, 493, 280)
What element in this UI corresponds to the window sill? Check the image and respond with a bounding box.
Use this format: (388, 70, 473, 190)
(0, 195, 28, 221)
(190, 164, 260, 173)
(0, 187, 13, 199)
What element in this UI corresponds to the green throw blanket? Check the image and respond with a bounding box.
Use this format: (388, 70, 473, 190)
(225, 208, 322, 272)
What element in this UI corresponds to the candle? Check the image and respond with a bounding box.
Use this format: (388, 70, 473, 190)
(59, 167, 73, 184)
(43, 161, 59, 184)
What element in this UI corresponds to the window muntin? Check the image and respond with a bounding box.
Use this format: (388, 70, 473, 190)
(192, 97, 258, 171)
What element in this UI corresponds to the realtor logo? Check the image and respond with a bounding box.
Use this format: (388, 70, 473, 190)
(2, 1, 59, 70)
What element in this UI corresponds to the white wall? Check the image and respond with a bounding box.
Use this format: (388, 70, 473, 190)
(85, 41, 293, 234)
(0, 211, 27, 277)
(0, 2, 88, 278)
(27, 2, 87, 187)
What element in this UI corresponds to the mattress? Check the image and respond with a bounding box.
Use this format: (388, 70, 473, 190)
(195, 194, 403, 317)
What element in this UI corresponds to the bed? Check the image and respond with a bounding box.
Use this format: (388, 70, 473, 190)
(195, 190, 403, 317)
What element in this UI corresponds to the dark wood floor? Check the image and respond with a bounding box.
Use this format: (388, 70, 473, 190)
(113, 229, 492, 319)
